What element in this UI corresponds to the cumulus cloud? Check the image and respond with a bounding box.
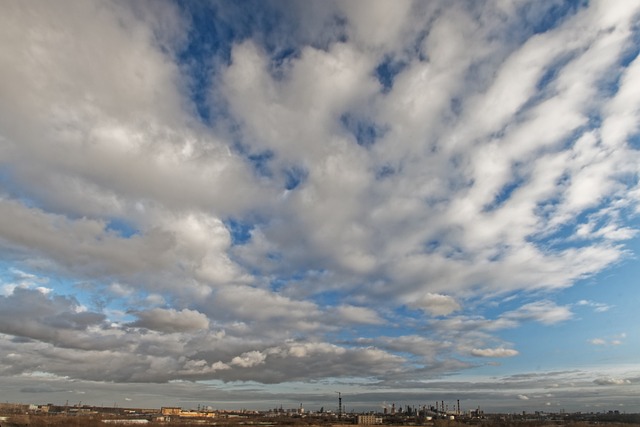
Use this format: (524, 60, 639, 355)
(130, 308, 210, 333)
(333, 305, 385, 325)
(231, 351, 267, 368)
(0, 288, 106, 344)
(408, 293, 461, 316)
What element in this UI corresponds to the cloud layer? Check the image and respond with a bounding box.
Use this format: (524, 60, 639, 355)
(0, 0, 639, 411)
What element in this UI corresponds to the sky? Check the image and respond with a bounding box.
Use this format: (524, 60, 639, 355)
(1, 0, 640, 414)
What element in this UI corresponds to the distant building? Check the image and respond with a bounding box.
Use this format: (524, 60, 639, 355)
(27, 404, 50, 413)
(178, 410, 216, 418)
(356, 414, 381, 425)
(159, 407, 216, 418)
(160, 407, 181, 416)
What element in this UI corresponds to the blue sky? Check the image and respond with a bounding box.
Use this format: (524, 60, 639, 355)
(1, 0, 640, 414)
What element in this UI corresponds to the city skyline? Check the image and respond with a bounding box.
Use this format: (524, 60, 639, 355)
(1, 0, 640, 414)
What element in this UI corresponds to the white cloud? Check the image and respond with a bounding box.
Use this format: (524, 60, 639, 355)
(408, 293, 461, 317)
(576, 299, 613, 312)
(333, 305, 385, 325)
(231, 351, 267, 368)
(131, 308, 209, 333)
(588, 333, 626, 347)
(504, 301, 573, 325)
(212, 285, 322, 327)
(471, 348, 519, 358)
(109, 283, 134, 297)
(339, 0, 417, 51)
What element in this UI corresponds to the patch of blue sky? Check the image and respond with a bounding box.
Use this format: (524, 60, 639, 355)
(519, 0, 587, 36)
(268, 47, 299, 81)
(535, 197, 638, 250)
(0, 168, 43, 211)
(375, 164, 395, 180)
(0, 262, 105, 313)
(491, 313, 589, 367)
(619, 19, 640, 68)
(46, 278, 118, 319)
(312, 289, 347, 307)
(441, 245, 468, 261)
(472, 327, 587, 375)
(422, 238, 468, 258)
(69, 280, 107, 302)
(422, 239, 440, 256)
(327, 325, 397, 347)
(535, 52, 578, 94)
(476, 293, 527, 320)
(176, 0, 348, 119)
(340, 113, 387, 149)
(0, 264, 34, 294)
(484, 2, 586, 78)
(247, 150, 275, 178)
(563, 264, 640, 364)
(527, 219, 594, 252)
(224, 218, 254, 245)
(617, 173, 639, 195)
(593, 39, 640, 101)
(105, 218, 139, 238)
(490, 251, 640, 373)
(482, 176, 526, 213)
(556, 261, 638, 320)
(592, 54, 640, 112)
(374, 56, 407, 93)
(597, 68, 627, 99)
(268, 271, 310, 292)
(392, 304, 435, 326)
(174, 1, 243, 124)
(282, 165, 307, 190)
(229, 133, 276, 178)
(628, 133, 640, 150)
(351, 323, 405, 343)
(174, 0, 301, 123)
